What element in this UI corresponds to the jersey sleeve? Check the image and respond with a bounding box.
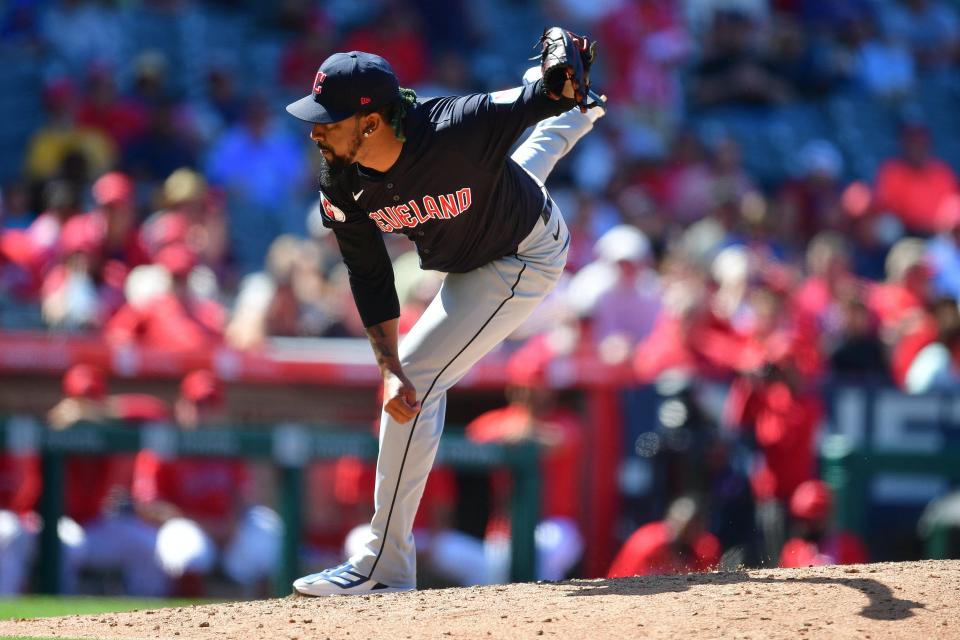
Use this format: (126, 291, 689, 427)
(435, 80, 575, 171)
(317, 187, 400, 327)
(331, 217, 400, 328)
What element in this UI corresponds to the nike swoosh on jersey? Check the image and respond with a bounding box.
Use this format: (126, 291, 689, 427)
(552, 221, 560, 241)
(352, 190, 364, 201)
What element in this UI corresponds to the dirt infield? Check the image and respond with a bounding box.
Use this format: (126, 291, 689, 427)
(2, 560, 958, 640)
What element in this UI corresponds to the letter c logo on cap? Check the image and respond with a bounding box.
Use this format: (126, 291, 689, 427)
(313, 71, 327, 94)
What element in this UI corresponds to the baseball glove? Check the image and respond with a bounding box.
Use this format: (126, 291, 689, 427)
(537, 26, 598, 113)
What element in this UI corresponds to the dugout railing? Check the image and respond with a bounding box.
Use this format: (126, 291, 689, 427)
(0, 417, 541, 597)
(821, 434, 960, 559)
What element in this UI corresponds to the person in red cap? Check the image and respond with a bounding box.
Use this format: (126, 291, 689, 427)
(88, 171, 148, 267)
(132, 370, 282, 597)
(779, 480, 868, 568)
(608, 496, 722, 577)
(104, 242, 226, 352)
(422, 336, 584, 585)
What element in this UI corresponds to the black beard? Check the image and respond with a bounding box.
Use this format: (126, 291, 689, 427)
(316, 146, 353, 187)
(316, 126, 364, 187)
(316, 152, 339, 188)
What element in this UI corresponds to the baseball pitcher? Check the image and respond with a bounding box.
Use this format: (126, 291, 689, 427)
(285, 28, 602, 595)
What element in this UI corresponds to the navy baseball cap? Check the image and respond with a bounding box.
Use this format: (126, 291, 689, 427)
(286, 51, 400, 124)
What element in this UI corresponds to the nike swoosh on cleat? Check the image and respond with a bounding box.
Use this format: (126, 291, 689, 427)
(352, 190, 364, 201)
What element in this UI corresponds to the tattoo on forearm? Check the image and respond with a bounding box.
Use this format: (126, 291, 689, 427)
(366, 326, 395, 368)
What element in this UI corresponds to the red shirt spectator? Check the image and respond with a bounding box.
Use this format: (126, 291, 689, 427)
(780, 532, 869, 568)
(42, 212, 128, 329)
(278, 13, 336, 93)
(466, 404, 581, 522)
(0, 453, 41, 516)
(791, 231, 861, 339)
(779, 480, 869, 568)
(597, 0, 692, 108)
(327, 457, 457, 534)
(105, 291, 225, 352)
(104, 243, 226, 352)
(75, 70, 148, 149)
(725, 285, 824, 503)
(726, 378, 822, 502)
(341, 6, 428, 86)
(608, 497, 721, 577)
(139, 168, 228, 272)
(466, 337, 584, 525)
(132, 452, 249, 523)
(86, 171, 149, 267)
(865, 238, 934, 386)
(65, 456, 126, 525)
(634, 297, 744, 383)
(608, 522, 722, 577)
(874, 125, 960, 234)
(868, 274, 930, 334)
(776, 140, 845, 245)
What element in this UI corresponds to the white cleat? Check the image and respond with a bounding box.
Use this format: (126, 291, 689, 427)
(292, 562, 413, 597)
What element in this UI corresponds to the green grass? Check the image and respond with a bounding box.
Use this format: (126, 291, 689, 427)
(0, 596, 205, 622)
(0, 596, 217, 640)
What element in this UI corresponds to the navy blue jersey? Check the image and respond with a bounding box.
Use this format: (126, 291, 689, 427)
(318, 79, 573, 327)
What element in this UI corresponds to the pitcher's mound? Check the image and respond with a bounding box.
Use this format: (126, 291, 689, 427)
(3, 559, 958, 639)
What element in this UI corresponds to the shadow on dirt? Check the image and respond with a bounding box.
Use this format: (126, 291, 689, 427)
(564, 571, 924, 621)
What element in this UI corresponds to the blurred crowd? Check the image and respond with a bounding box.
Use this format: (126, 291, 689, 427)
(2, 0, 960, 590)
(1, 0, 960, 383)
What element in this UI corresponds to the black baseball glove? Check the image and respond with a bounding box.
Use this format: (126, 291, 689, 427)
(537, 26, 598, 113)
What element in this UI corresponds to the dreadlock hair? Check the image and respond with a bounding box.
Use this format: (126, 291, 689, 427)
(358, 87, 418, 142)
